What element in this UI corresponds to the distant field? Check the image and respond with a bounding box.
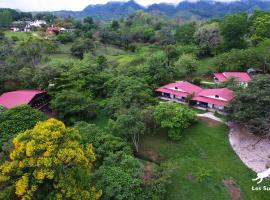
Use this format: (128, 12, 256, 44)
(4, 31, 31, 41)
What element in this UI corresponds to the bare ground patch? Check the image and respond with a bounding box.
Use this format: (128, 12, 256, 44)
(229, 122, 270, 173)
(223, 178, 242, 200)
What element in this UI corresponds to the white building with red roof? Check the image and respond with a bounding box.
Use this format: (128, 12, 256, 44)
(156, 81, 234, 111)
(193, 88, 234, 110)
(214, 72, 251, 86)
(156, 81, 203, 103)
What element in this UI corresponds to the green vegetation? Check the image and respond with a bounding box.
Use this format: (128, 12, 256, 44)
(1, 6, 270, 200)
(140, 120, 270, 200)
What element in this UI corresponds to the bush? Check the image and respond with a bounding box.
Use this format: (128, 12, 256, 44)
(195, 167, 212, 183)
(0, 105, 47, 149)
(153, 103, 197, 141)
(57, 33, 74, 44)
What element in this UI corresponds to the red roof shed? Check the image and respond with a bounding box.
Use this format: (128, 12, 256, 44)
(0, 90, 46, 109)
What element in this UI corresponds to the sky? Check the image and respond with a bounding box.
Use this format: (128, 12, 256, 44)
(0, 0, 235, 12)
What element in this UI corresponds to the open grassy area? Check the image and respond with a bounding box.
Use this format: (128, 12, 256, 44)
(139, 120, 270, 200)
(4, 31, 32, 41)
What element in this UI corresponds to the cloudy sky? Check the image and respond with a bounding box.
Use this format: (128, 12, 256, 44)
(0, 0, 235, 12)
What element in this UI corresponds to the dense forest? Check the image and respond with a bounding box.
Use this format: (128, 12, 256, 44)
(0, 4, 270, 200)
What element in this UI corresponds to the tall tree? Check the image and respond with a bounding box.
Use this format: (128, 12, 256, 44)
(175, 22, 197, 44)
(175, 54, 198, 79)
(0, 10, 12, 29)
(220, 13, 248, 50)
(50, 90, 97, 124)
(153, 103, 197, 141)
(109, 107, 146, 152)
(227, 75, 270, 138)
(0, 119, 101, 199)
(194, 22, 221, 55)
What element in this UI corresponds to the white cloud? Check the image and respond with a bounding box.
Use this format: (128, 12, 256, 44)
(0, 0, 236, 12)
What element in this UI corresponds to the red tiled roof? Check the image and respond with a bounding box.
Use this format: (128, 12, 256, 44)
(214, 72, 251, 82)
(157, 81, 235, 107)
(47, 27, 64, 31)
(196, 88, 234, 101)
(156, 81, 203, 97)
(0, 90, 45, 109)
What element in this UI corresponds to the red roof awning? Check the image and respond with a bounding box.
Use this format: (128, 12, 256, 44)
(192, 96, 228, 107)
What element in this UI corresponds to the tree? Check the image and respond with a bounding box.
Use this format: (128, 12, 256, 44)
(104, 76, 154, 116)
(0, 10, 12, 29)
(14, 37, 56, 67)
(250, 11, 270, 43)
(175, 22, 197, 44)
(74, 122, 132, 166)
(194, 23, 221, 55)
(0, 119, 101, 199)
(57, 33, 74, 44)
(93, 153, 143, 200)
(51, 90, 97, 124)
(220, 13, 248, 50)
(144, 52, 174, 87)
(109, 107, 146, 152)
(32, 61, 69, 89)
(111, 20, 120, 30)
(0, 105, 47, 149)
(153, 103, 197, 140)
(227, 75, 270, 138)
(70, 39, 94, 59)
(175, 54, 198, 79)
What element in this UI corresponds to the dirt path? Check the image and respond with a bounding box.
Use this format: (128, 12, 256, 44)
(229, 122, 270, 173)
(197, 112, 224, 123)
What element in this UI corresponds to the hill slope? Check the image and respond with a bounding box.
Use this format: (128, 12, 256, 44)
(49, 0, 270, 20)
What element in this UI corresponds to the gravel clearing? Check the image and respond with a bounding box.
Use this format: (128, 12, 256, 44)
(229, 122, 270, 173)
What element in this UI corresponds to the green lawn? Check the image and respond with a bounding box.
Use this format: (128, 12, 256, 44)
(4, 31, 32, 41)
(139, 120, 270, 200)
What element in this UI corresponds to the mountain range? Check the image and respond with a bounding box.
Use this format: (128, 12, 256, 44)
(49, 0, 270, 20)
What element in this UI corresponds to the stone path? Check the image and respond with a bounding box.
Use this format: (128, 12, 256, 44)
(197, 112, 224, 123)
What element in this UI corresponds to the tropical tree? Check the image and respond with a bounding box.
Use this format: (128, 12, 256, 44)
(74, 122, 132, 166)
(227, 75, 270, 138)
(109, 107, 146, 152)
(0, 118, 101, 199)
(175, 54, 198, 79)
(50, 90, 97, 124)
(175, 22, 197, 44)
(0, 10, 12, 29)
(0, 105, 47, 149)
(93, 153, 143, 200)
(194, 22, 221, 55)
(220, 13, 248, 50)
(14, 37, 56, 67)
(153, 103, 197, 140)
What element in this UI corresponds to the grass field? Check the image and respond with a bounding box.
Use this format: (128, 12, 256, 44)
(139, 120, 270, 200)
(4, 31, 32, 41)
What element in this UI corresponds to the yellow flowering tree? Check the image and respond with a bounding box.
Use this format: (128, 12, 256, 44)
(0, 118, 101, 200)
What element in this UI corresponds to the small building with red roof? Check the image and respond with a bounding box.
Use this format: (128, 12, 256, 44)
(214, 72, 251, 86)
(0, 90, 50, 110)
(192, 88, 234, 110)
(156, 81, 203, 103)
(156, 81, 234, 111)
